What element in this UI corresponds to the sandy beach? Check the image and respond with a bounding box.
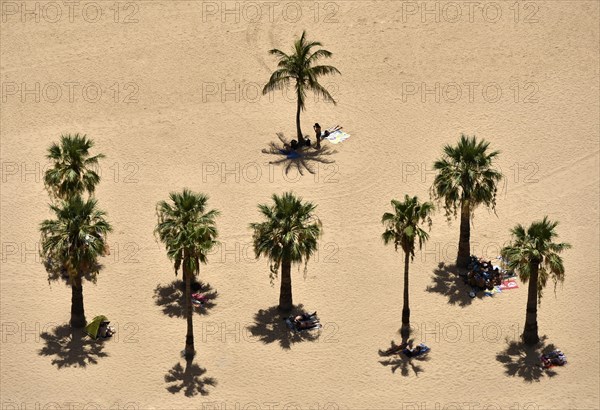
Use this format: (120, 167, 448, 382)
(1, 1, 599, 409)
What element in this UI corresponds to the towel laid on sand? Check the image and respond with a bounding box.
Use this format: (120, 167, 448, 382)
(499, 279, 519, 290)
(484, 287, 502, 297)
(402, 343, 430, 358)
(324, 130, 350, 144)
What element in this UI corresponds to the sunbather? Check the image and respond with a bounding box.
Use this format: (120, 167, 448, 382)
(403, 343, 429, 358)
(380, 341, 408, 356)
(294, 312, 317, 321)
(291, 312, 319, 329)
(99, 321, 115, 338)
(296, 320, 319, 330)
(541, 350, 566, 368)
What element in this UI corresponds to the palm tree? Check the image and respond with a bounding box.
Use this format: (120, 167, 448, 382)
(155, 189, 220, 359)
(501, 217, 571, 345)
(39, 196, 112, 328)
(44, 134, 104, 201)
(250, 192, 322, 312)
(431, 134, 503, 268)
(382, 195, 434, 338)
(263, 30, 341, 145)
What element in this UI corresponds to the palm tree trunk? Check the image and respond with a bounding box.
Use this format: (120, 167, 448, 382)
(295, 92, 304, 144)
(401, 250, 411, 339)
(279, 258, 293, 312)
(457, 200, 471, 268)
(523, 262, 540, 345)
(70, 275, 86, 328)
(183, 252, 195, 359)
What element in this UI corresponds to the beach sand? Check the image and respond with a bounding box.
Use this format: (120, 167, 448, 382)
(1, 1, 599, 409)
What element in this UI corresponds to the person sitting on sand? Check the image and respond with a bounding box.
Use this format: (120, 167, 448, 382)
(99, 321, 115, 338)
(294, 318, 319, 330)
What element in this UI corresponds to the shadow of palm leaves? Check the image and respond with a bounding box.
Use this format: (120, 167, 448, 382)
(246, 305, 321, 350)
(378, 337, 429, 376)
(165, 358, 217, 397)
(38, 324, 108, 369)
(496, 336, 560, 382)
(426, 262, 481, 307)
(262, 133, 337, 176)
(153, 280, 218, 318)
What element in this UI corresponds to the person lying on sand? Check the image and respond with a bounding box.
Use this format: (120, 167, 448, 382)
(380, 341, 409, 356)
(403, 343, 429, 358)
(295, 320, 319, 330)
(294, 312, 317, 321)
(192, 293, 206, 306)
(292, 312, 319, 329)
(318, 125, 344, 145)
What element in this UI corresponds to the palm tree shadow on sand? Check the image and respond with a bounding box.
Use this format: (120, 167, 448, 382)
(496, 336, 560, 382)
(153, 280, 218, 318)
(378, 327, 429, 376)
(262, 133, 337, 176)
(38, 324, 108, 369)
(426, 262, 482, 307)
(247, 304, 320, 350)
(165, 357, 217, 397)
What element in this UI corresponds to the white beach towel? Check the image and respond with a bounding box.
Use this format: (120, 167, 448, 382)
(324, 130, 350, 144)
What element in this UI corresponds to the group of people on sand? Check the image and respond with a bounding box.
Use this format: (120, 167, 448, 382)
(541, 350, 567, 368)
(289, 123, 343, 151)
(466, 255, 505, 291)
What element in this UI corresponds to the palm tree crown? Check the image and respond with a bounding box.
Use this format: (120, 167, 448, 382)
(502, 216, 571, 303)
(382, 195, 434, 257)
(155, 189, 220, 277)
(431, 134, 503, 217)
(250, 192, 322, 282)
(44, 134, 105, 200)
(40, 195, 112, 283)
